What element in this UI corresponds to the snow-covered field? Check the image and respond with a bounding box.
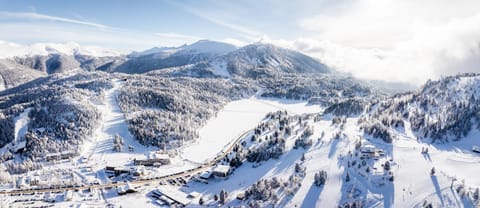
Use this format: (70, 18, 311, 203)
(180, 94, 321, 163)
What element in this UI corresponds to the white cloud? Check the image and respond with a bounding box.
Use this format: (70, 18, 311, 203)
(293, 0, 480, 85)
(155, 33, 201, 41)
(154, 33, 203, 46)
(193, 12, 261, 39)
(0, 40, 121, 58)
(0, 12, 111, 29)
(299, 0, 480, 49)
(0, 22, 167, 52)
(169, 1, 263, 41)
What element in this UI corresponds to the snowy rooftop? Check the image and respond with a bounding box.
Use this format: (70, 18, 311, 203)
(45, 150, 75, 157)
(361, 144, 376, 153)
(156, 186, 191, 206)
(199, 171, 212, 179)
(148, 152, 170, 160)
(212, 165, 230, 174)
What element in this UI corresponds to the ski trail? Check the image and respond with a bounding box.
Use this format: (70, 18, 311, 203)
(83, 78, 155, 169)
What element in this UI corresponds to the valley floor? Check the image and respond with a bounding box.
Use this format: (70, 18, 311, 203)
(180, 92, 321, 163)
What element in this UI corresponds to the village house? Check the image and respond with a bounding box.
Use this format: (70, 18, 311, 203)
(134, 152, 171, 167)
(360, 144, 384, 159)
(473, 145, 480, 153)
(212, 165, 231, 178)
(151, 186, 192, 207)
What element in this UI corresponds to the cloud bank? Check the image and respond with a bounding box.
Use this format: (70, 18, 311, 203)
(286, 0, 480, 85)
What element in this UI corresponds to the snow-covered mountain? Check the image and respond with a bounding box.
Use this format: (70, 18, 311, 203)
(0, 59, 46, 90)
(223, 43, 330, 76)
(128, 46, 178, 58)
(128, 40, 237, 58)
(0, 41, 125, 89)
(360, 73, 480, 143)
(115, 40, 238, 74)
(163, 42, 330, 78)
(0, 40, 334, 90)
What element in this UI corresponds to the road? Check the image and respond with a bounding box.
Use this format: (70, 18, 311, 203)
(1, 129, 252, 196)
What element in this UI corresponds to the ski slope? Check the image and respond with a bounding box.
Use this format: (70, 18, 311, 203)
(13, 108, 31, 144)
(82, 79, 156, 168)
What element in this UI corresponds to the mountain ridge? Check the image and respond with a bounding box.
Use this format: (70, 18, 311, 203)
(0, 40, 334, 89)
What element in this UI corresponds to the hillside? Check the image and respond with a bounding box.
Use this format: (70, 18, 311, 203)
(0, 40, 335, 91)
(0, 72, 257, 168)
(0, 59, 46, 90)
(360, 73, 480, 143)
(114, 40, 237, 74)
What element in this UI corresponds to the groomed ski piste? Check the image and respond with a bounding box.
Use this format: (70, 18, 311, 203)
(82, 79, 157, 168)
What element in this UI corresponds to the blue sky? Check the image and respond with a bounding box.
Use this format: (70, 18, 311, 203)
(0, 0, 346, 50)
(1, 0, 480, 84)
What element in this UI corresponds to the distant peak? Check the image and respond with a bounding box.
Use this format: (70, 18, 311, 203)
(180, 39, 237, 54)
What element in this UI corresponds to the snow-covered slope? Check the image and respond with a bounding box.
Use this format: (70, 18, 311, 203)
(224, 43, 330, 76)
(0, 58, 46, 89)
(128, 40, 237, 58)
(115, 40, 237, 74)
(0, 41, 126, 89)
(361, 73, 480, 143)
(188, 73, 480, 207)
(0, 40, 334, 90)
(164, 42, 331, 78)
(128, 46, 178, 58)
(82, 79, 156, 167)
(178, 39, 237, 55)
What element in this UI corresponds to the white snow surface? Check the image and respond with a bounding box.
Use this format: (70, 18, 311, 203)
(82, 79, 156, 168)
(181, 40, 237, 54)
(13, 107, 32, 143)
(209, 60, 230, 77)
(129, 40, 236, 58)
(6, 74, 480, 208)
(183, 115, 479, 208)
(180, 93, 321, 163)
